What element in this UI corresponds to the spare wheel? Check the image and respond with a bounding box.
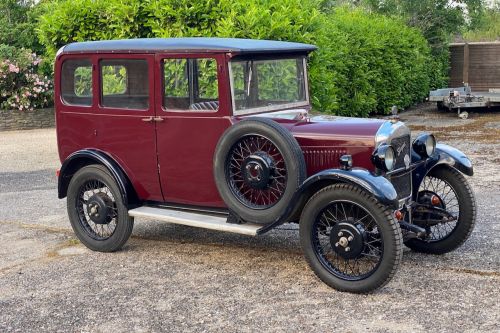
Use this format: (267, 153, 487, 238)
(213, 117, 306, 224)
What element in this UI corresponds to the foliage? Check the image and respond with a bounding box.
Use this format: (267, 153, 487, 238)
(462, 7, 500, 41)
(335, 0, 489, 89)
(37, 0, 434, 116)
(0, 0, 47, 54)
(0, 47, 53, 111)
(37, 0, 149, 58)
(101, 65, 128, 95)
(314, 8, 431, 115)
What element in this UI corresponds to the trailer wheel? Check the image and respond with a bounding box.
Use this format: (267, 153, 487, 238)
(436, 102, 446, 111)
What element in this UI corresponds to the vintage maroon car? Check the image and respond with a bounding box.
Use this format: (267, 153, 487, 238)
(55, 38, 476, 293)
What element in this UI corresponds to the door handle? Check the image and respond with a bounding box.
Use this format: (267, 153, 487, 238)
(141, 116, 154, 122)
(153, 117, 164, 122)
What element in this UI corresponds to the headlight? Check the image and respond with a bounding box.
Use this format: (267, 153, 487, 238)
(413, 133, 436, 158)
(371, 144, 395, 172)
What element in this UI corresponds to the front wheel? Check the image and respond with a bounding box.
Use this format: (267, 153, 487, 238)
(67, 164, 134, 252)
(405, 166, 476, 254)
(299, 184, 403, 293)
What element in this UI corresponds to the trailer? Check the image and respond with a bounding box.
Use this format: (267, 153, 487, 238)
(429, 85, 500, 117)
(429, 42, 500, 118)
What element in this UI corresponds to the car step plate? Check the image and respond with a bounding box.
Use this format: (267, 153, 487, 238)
(128, 206, 263, 236)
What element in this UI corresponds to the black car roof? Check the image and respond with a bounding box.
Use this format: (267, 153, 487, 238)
(60, 37, 318, 55)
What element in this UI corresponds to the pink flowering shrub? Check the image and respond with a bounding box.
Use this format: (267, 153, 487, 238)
(0, 50, 53, 112)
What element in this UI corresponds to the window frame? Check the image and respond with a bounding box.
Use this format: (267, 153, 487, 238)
(60, 57, 94, 108)
(160, 55, 221, 114)
(229, 56, 310, 116)
(97, 56, 153, 113)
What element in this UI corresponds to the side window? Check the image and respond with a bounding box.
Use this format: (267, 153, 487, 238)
(163, 58, 219, 111)
(197, 59, 218, 100)
(100, 59, 149, 110)
(163, 59, 189, 103)
(61, 59, 92, 106)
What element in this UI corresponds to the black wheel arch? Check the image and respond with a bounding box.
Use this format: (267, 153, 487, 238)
(275, 168, 400, 226)
(58, 149, 139, 207)
(411, 143, 473, 200)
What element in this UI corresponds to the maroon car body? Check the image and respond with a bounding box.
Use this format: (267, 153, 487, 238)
(55, 38, 476, 293)
(56, 39, 385, 208)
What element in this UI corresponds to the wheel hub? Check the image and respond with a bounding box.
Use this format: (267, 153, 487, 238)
(241, 152, 275, 189)
(330, 221, 366, 259)
(86, 193, 112, 224)
(418, 190, 445, 209)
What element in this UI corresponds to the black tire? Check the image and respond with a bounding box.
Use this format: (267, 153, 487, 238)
(405, 166, 476, 254)
(67, 164, 134, 252)
(299, 184, 403, 293)
(214, 117, 306, 224)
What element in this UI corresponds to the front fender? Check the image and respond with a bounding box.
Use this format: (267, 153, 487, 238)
(434, 144, 473, 176)
(300, 168, 399, 209)
(257, 168, 399, 234)
(412, 143, 473, 199)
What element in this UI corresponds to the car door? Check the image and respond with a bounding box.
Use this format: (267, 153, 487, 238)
(154, 53, 232, 207)
(93, 54, 163, 201)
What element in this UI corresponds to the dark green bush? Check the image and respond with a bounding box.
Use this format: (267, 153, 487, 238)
(319, 8, 431, 115)
(37, 0, 433, 116)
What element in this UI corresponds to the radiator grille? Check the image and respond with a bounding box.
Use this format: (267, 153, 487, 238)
(389, 135, 412, 199)
(390, 171, 412, 199)
(302, 148, 347, 175)
(391, 135, 410, 169)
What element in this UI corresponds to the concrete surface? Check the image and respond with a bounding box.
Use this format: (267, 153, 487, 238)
(0, 107, 499, 332)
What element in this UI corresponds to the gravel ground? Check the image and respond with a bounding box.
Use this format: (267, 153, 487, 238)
(0, 106, 499, 332)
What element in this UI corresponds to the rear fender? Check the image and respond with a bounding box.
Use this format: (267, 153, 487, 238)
(58, 149, 138, 207)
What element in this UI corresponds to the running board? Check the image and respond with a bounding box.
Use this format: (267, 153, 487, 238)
(128, 206, 264, 236)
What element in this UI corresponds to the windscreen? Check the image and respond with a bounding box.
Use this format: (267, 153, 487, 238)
(230, 57, 308, 115)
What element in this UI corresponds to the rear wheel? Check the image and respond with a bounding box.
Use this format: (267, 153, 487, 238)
(299, 184, 403, 293)
(67, 164, 134, 252)
(405, 166, 476, 254)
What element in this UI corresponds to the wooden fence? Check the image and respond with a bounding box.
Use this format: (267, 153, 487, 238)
(449, 42, 500, 91)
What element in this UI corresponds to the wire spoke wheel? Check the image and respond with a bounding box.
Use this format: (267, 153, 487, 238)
(214, 118, 306, 224)
(75, 179, 118, 241)
(417, 175, 460, 242)
(405, 167, 476, 254)
(312, 201, 384, 280)
(300, 184, 402, 293)
(225, 134, 287, 209)
(67, 165, 134, 252)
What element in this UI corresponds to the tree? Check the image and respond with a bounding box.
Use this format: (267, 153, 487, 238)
(0, 0, 45, 53)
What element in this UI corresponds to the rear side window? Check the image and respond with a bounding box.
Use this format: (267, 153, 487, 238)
(100, 59, 149, 110)
(61, 59, 92, 106)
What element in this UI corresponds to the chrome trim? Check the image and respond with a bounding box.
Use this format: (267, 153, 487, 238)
(385, 160, 425, 176)
(56, 45, 65, 59)
(374, 120, 411, 148)
(234, 101, 310, 116)
(398, 196, 412, 209)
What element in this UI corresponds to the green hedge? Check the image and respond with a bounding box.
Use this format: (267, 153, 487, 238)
(37, 0, 433, 116)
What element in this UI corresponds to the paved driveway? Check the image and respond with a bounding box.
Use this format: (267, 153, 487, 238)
(0, 107, 499, 332)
